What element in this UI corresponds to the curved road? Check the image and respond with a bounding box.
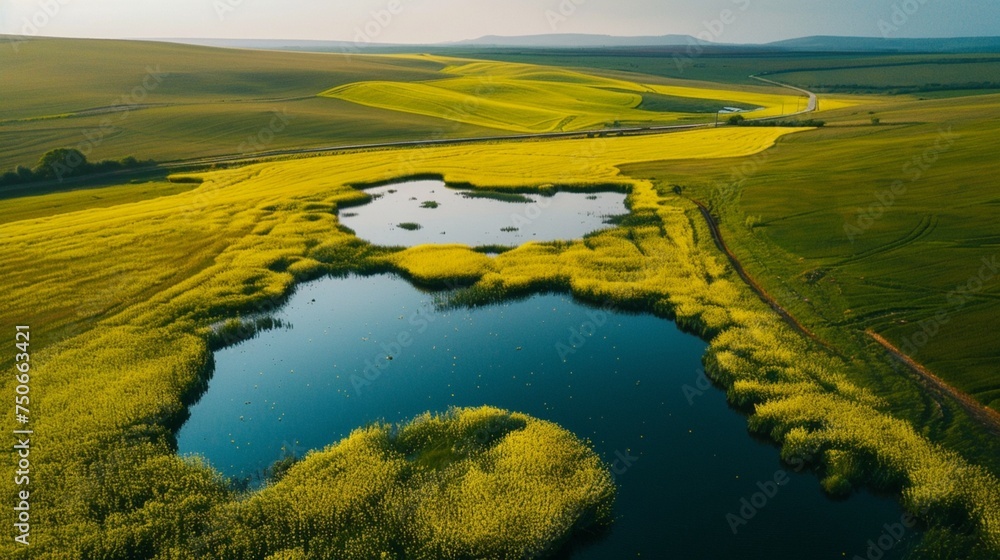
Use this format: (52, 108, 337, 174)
(750, 75, 819, 114)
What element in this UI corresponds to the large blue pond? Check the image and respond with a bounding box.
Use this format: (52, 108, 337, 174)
(177, 274, 917, 559)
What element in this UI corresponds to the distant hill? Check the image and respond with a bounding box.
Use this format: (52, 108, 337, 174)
(124, 34, 1000, 54)
(153, 38, 392, 51)
(767, 35, 1000, 53)
(160, 34, 709, 51)
(446, 34, 706, 48)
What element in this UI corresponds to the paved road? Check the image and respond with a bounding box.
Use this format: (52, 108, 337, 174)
(750, 75, 819, 114)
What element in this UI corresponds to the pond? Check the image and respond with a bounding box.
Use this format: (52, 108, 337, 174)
(338, 179, 628, 247)
(177, 274, 917, 559)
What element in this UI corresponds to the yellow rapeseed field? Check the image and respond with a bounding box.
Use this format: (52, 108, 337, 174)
(322, 55, 804, 132)
(1, 125, 997, 557)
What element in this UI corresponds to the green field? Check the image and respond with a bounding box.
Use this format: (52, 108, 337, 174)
(4, 37, 1000, 559)
(0, 38, 801, 173)
(453, 48, 1000, 91)
(624, 93, 1000, 415)
(0, 37, 497, 170)
(765, 61, 1000, 94)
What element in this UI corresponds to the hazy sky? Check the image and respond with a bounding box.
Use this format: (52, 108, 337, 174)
(2, 0, 998, 44)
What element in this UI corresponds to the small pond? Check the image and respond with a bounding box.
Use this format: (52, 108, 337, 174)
(338, 179, 628, 247)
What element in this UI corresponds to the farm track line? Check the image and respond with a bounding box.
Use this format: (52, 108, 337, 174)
(868, 331, 1000, 437)
(688, 198, 842, 356)
(688, 199, 1000, 437)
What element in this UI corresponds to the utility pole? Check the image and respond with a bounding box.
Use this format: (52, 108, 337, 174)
(715, 111, 720, 127)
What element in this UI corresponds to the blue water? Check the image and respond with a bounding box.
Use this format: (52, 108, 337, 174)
(339, 180, 627, 247)
(177, 274, 917, 559)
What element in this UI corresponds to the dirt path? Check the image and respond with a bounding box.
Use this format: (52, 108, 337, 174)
(689, 198, 1000, 436)
(689, 198, 839, 355)
(868, 331, 1000, 437)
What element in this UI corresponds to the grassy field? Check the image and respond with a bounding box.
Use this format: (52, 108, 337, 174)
(623, 93, 1000, 415)
(322, 54, 803, 132)
(0, 37, 497, 170)
(0, 38, 803, 173)
(763, 61, 1000, 94)
(2, 121, 999, 557)
(451, 48, 1000, 89)
(5, 38, 1000, 558)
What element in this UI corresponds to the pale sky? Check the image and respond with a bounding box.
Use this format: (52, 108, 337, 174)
(1, 0, 998, 44)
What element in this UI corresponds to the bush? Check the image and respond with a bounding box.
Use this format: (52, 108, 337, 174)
(34, 147, 90, 179)
(732, 118, 826, 128)
(0, 149, 154, 186)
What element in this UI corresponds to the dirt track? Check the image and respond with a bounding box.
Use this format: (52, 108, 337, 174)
(689, 198, 839, 354)
(689, 198, 1000, 436)
(868, 331, 1000, 437)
